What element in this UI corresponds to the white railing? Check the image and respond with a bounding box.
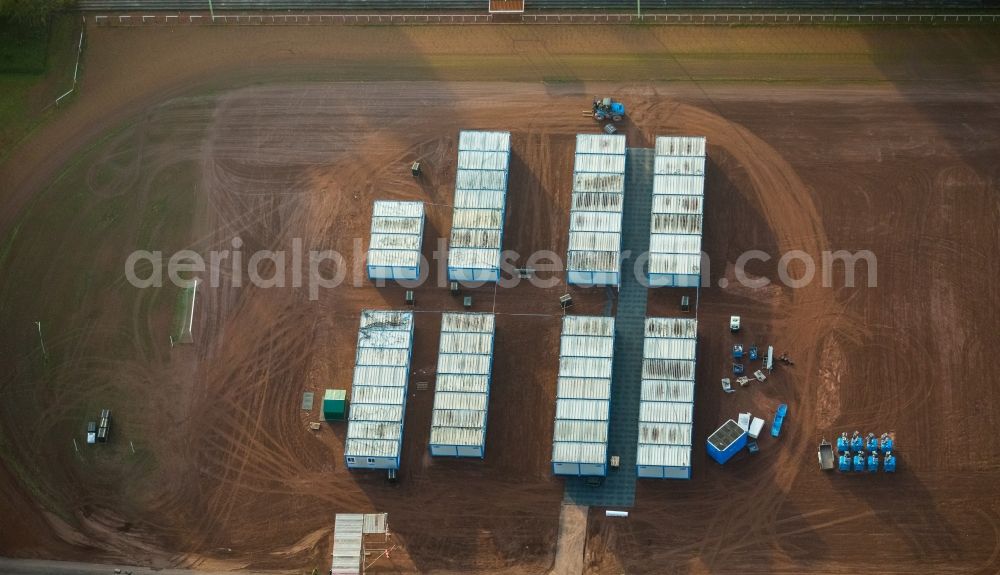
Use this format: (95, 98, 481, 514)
(92, 13, 494, 25)
(520, 13, 999, 24)
(89, 12, 1000, 26)
(52, 16, 87, 107)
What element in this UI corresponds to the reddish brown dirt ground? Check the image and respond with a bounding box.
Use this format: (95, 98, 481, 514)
(0, 22, 999, 575)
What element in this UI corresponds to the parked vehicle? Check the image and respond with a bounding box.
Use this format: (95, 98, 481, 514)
(818, 439, 835, 470)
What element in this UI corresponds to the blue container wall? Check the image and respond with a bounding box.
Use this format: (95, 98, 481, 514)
(568, 270, 620, 287)
(345, 455, 399, 470)
(553, 461, 607, 477)
(430, 444, 485, 458)
(662, 466, 691, 479)
(553, 462, 579, 476)
(448, 266, 500, 283)
(367, 265, 420, 281)
(430, 444, 458, 457)
(648, 272, 701, 288)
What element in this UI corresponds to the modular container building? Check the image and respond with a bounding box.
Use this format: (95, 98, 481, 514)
(331, 514, 364, 575)
(552, 315, 615, 476)
(345, 310, 414, 470)
(637, 317, 697, 479)
(447, 131, 511, 283)
(367, 201, 425, 282)
(648, 136, 706, 287)
(707, 419, 748, 465)
(567, 134, 627, 287)
(429, 312, 496, 458)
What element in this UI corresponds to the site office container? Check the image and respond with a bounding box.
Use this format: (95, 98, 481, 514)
(345, 311, 414, 471)
(429, 312, 496, 458)
(567, 135, 626, 288)
(636, 318, 697, 479)
(447, 131, 511, 284)
(552, 315, 615, 477)
(367, 201, 425, 282)
(647, 136, 706, 289)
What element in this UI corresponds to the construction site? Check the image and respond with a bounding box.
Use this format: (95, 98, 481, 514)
(0, 4, 999, 575)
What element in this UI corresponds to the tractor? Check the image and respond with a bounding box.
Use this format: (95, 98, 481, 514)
(592, 97, 625, 122)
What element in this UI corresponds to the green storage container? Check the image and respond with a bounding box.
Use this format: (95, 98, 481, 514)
(322, 389, 346, 421)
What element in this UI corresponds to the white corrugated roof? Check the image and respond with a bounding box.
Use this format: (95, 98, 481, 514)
(330, 513, 390, 574)
(363, 513, 388, 534)
(568, 134, 626, 285)
(637, 444, 692, 468)
(448, 131, 511, 276)
(429, 312, 495, 451)
(553, 315, 615, 466)
(368, 201, 424, 273)
(346, 310, 414, 463)
(649, 136, 706, 283)
(641, 379, 695, 403)
(637, 317, 697, 473)
(460, 130, 511, 151)
(332, 514, 363, 575)
(553, 441, 607, 465)
(655, 136, 706, 157)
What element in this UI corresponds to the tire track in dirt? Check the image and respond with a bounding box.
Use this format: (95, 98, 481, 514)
(622, 98, 864, 571)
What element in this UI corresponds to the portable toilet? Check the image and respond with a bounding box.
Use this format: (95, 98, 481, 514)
(732, 345, 744, 360)
(853, 451, 866, 472)
(837, 433, 850, 453)
(851, 432, 864, 453)
(838, 452, 851, 472)
(322, 389, 347, 421)
(867, 452, 879, 473)
(883, 451, 896, 472)
(866, 433, 879, 453)
(880, 433, 894, 452)
(707, 420, 748, 465)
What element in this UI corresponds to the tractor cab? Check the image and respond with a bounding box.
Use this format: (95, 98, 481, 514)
(592, 97, 625, 122)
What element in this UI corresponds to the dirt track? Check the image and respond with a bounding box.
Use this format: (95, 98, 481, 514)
(0, 22, 999, 575)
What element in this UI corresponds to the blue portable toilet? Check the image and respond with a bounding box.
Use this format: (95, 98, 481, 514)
(866, 433, 879, 453)
(732, 345, 744, 360)
(851, 432, 864, 453)
(880, 433, 894, 452)
(837, 433, 850, 453)
(838, 452, 851, 472)
(883, 451, 896, 473)
(853, 452, 866, 472)
(733, 363, 744, 375)
(707, 420, 748, 465)
(867, 452, 879, 473)
(748, 344, 759, 361)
